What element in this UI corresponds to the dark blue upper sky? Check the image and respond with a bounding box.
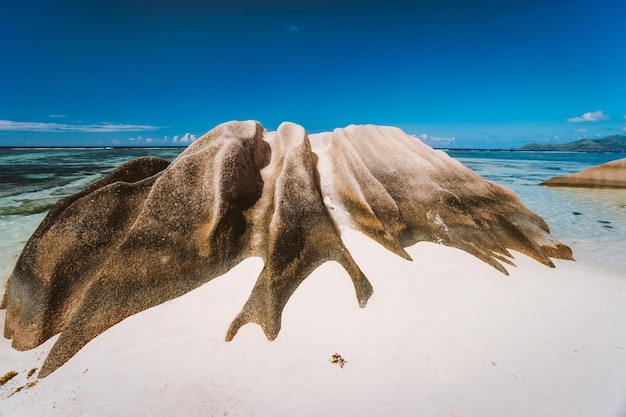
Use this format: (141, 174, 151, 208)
(1, 0, 624, 147)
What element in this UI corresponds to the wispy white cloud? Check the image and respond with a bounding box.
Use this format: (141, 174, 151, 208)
(172, 133, 197, 144)
(117, 133, 198, 146)
(48, 114, 68, 118)
(414, 133, 456, 146)
(0, 119, 160, 132)
(566, 110, 610, 122)
(285, 24, 300, 32)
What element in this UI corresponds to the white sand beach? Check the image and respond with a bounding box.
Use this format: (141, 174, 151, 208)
(1, 230, 625, 417)
(3, 0, 625, 412)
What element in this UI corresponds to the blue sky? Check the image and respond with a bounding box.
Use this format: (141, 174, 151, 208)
(1, 0, 625, 148)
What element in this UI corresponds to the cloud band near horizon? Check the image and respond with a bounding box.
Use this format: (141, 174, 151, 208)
(0, 119, 161, 133)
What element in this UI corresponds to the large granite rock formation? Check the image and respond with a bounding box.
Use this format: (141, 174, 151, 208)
(2, 121, 573, 377)
(541, 158, 626, 188)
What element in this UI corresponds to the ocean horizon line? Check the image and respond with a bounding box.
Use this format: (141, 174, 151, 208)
(0, 145, 189, 150)
(2, 145, 626, 154)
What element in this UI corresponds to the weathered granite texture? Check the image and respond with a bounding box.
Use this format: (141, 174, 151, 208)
(3, 121, 573, 377)
(541, 158, 626, 189)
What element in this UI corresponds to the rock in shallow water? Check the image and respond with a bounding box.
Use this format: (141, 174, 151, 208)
(541, 158, 626, 189)
(2, 121, 573, 377)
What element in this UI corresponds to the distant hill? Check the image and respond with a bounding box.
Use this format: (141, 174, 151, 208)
(518, 135, 626, 152)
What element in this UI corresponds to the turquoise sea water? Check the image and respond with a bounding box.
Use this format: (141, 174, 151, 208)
(446, 150, 626, 275)
(0, 147, 624, 283)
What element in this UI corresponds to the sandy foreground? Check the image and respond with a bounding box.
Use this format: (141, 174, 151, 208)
(1, 230, 625, 417)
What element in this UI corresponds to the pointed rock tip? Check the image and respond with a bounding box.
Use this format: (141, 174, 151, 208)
(211, 120, 264, 137)
(277, 121, 307, 137)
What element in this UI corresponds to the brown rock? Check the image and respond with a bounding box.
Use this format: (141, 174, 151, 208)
(2, 121, 573, 377)
(541, 158, 626, 188)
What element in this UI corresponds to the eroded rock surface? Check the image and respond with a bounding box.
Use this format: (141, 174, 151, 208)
(2, 121, 573, 377)
(541, 158, 626, 189)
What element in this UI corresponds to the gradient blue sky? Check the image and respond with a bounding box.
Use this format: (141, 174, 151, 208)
(1, 0, 625, 148)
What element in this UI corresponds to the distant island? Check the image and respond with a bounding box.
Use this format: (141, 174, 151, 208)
(518, 135, 626, 152)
